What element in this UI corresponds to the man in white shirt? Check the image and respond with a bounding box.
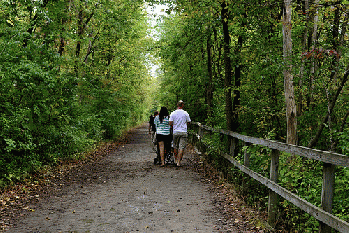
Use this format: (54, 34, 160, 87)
(169, 100, 191, 167)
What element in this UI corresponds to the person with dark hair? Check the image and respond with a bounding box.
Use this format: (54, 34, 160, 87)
(149, 111, 158, 143)
(169, 100, 191, 167)
(154, 107, 171, 166)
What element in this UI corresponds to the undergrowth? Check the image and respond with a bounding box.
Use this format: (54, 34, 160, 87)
(192, 131, 349, 232)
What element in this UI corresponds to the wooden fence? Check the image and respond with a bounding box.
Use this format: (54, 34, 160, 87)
(189, 122, 349, 233)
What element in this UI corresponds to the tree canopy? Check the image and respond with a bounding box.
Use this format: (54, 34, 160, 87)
(1, 0, 156, 185)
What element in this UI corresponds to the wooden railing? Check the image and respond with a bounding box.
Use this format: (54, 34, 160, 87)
(189, 122, 349, 233)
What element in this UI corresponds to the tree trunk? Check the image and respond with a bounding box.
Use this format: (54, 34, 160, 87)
(76, 9, 83, 58)
(331, 0, 340, 52)
(232, 11, 245, 133)
(206, 28, 214, 122)
(221, 1, 233, 131)
(307, 0, 320, 110)
(283, 0, 298, 145)
(232, 35, 241, 132)
(213, 28, 223, 87)
(310, 0, 320, 49)
(297, 0, 309, 116)
(59, 17, 67, 56)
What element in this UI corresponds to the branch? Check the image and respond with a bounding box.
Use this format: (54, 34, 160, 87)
(83, 32, 99, 63)
(84, 12, 95, 31)
(308, 67, 349, 148)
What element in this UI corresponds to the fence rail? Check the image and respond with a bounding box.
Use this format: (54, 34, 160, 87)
(197, 123, 349, 167)
(189, 122, 349, 233)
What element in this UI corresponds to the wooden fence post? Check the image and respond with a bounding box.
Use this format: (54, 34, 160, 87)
(319, 163, 336, 233)
(244, 142, 251, 167)
(188, 124, 193, 144)
(242, 142, 251, 191)
(198, 125, 204, 153)
(198, 125, 203, 138)
(268, 149, 280, 227)
(229, 137, 236, 156)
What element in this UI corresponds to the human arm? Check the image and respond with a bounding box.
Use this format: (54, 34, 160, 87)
(186, 113, 191, 125)
(154, 116, 159, 131)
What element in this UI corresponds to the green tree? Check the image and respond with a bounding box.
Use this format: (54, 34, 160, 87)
(0, 0, 154, 186)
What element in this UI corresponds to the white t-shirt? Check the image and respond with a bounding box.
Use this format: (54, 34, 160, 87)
(169, 109, 191, 134)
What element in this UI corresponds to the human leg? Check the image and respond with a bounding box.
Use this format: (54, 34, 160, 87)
(176, 149, 184, 166)
(151, 131, 156, 144)
(172, 134, 180, 164)
(156, 134, 166, 166)
(176, 133, 188, 166)
(158, 141, 165, 166)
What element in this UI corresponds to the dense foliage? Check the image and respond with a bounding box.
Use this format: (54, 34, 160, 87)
(156, 0, 348, 150)
(1, 0, 348, 231)
(0, 0, 155, 186)
(153, 0, 349, 231)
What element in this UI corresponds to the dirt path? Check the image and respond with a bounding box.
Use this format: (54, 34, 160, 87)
(5, 125, 266, 233)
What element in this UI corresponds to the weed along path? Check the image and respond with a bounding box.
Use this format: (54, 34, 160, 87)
(6, 124, 265, 233)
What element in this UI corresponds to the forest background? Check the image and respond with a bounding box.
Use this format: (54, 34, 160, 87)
(1, 0, 348, 232)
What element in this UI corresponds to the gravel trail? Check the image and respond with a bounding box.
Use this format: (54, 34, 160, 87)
(7, 125, 233, 233)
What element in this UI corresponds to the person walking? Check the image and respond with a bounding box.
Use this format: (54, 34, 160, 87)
(149, 111, 158, 143)
(154, 107, 171, 167)
(169, 100, 191, 167)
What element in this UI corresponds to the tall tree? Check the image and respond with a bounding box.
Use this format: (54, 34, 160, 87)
(283, 0, 298, 145)
(221, 0, 233, 132)
(206, 27, 214, 122)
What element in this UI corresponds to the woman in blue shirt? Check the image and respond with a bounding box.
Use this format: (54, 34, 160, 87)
(154, 106, 171, 166)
